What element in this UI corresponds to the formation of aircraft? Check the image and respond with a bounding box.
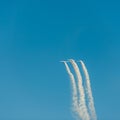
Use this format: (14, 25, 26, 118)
(60, 59, 82, 63)
(60, 61, 68, 63)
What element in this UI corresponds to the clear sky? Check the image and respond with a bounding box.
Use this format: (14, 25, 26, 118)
(0, 0, 120, 120)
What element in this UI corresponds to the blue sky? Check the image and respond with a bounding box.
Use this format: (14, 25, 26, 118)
(0, 0, 120, 120)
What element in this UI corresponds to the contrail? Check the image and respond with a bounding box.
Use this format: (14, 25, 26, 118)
(61, 61, 81, 119)
(69, 59, 90, 120)
(79, 60, 97, 120)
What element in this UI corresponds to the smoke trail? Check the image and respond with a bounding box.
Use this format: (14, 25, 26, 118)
(69, 59, 90, 120)
(62, 61, 81, 119)
(80, 60, 97, 120)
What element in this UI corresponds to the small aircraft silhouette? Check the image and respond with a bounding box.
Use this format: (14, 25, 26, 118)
(77, 60, 83, 63)
(60, 61, 68, 63)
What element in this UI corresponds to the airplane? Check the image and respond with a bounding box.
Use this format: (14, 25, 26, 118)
(60, 61, 68, 63)
(77, 60, 83, 63)
(68, 59, 75, 62)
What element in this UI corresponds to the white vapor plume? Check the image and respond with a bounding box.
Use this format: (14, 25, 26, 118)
(69, 59, 90, 120)
(62, 61, 80, 118)
(80, 60, 97, 120)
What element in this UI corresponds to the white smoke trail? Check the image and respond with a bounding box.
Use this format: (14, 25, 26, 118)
(69, 59, 90, 120)
(62, 61, 81, 119)
(80, 60, 97, 120)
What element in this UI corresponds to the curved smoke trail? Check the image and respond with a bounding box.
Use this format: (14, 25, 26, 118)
(80, 60, 97, 120)
(69, 59, 90, 120)
(63, 61, 81, 119)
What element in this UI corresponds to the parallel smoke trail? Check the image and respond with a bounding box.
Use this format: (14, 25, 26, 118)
(63, 61, 81, 118)
(69, 59, 90, 120)
(80, 60, 97, 120)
